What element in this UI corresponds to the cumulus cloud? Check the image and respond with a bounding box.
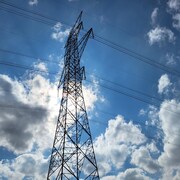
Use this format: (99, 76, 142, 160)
(0, 71, 101, 152)
(95, 61, 179, 179)
(51, 22, 70, 42)
(139, 105, 159, 127)
(158, 74, 172, 94)
(167, 0, 180, 11)
(138, 72, 180, 179)
(29, 0, 38, 6)
(147, 105, 159, 126)
(0, 73, 57, 154)
(0, 61, 102, 178)
(139, 105, 160, 127)
(147, 26, 176, 45)
(117, 168, 150, 180)
(0, 152, 48, 179)
(146, 142, 159, 154)
(34, 61, 48, 72)
(84, 76, 105, 112)
(101, 168, 149, 180)
(158, 99, 180, 179)
(83, 85, 98, 111)
(151, 8, 158, 25)
(166, 0, 180, 31)
(131, 146, 161, 173)
(94, 115, 147, 176)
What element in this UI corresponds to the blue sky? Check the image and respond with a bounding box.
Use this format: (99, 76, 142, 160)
(0, 0, 180, 179)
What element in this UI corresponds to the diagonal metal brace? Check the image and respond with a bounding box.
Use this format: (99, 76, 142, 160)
(78, 28, 94, 60)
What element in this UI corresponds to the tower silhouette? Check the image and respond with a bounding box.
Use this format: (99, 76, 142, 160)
(47, 12, 100, 180)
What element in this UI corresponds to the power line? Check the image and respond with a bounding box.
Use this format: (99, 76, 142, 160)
(0, 48, 59, 65)
(1, 1, 180, 159)
(89, 118, 180, 148)
(0, 103, 53, 112)
(91, 74, 180, 109)
(0, 63, 179, 146)
(92, 81, 180, 117)
(1, 86, 179, 138)
(94, 37, 180, 78)
(1, 47, 179, 108)
(0, 0, 180, 78)
(0, 0, 180, 136)
(0, 96, 163, 135)
(0, 103, 180, 147)
(91, 73, 175, 104)
(0, 102, 161, 133)
(0, 0, 69, 26)
(96, 108, 180, 137)
(0, 6, 54, 26)
(0, 48, 157, 95)
(0, 60, 55, 74)
(0, 60, 180, 117)
(1, 59, 179, 117)
(0, 105, 162, 144)
(96, 108, 159, 129)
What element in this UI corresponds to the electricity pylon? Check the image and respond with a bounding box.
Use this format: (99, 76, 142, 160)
(47, 12, 100, 180)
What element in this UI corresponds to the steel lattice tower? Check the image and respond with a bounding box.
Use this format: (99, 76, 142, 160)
(47, 12, 100, 180)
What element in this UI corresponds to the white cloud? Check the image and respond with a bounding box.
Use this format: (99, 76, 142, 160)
(51, 22, 70, 42)
(83, 76, 105, 112)
(139, 105, 159, 127)
(0, 63, 102, 178)
(83, 85, 98, 111)
(139, 108, 147, 116)
(96, 71, 180, 179)
(151, 8, 158, 25)
(29, 0, 38, 6)
(131, 146, 161, 173)
(147, 26, 176, 45)
(0, 73, 57, 154)
(0, 152, 48, 179)
(101, 168, 150, 180)
(94, 115, 147, 176)
(147, 105, 159, 126)
(137, 73, 180, 179)
(146, 142, 159, 154)
(166, 0, 180, 31)
(158, 74, 172, 94)
(158, 99, 180, 179)
(167, 0, 180, 11)
(117, 168, 150, 180)
(34, 61, 48, 72)
(165, 53, 176, 65)
(0, 71, 101, 153)
(101, 175, 117, 180)
(52, 22, 62, 32)
(173, 13, 180, 30)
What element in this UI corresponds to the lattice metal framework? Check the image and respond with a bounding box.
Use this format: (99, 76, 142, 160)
(47, 12, 100, 180)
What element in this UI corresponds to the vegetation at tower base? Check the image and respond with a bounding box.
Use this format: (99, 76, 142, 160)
(47, 11, 100, 180)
